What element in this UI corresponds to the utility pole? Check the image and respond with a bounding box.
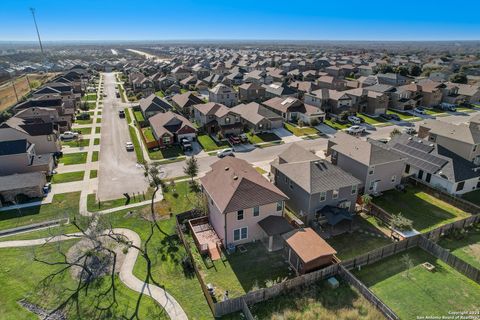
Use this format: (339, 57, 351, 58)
(30, 8, 44, 55)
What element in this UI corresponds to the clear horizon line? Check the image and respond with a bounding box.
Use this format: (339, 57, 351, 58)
(1, 39, 480, 43)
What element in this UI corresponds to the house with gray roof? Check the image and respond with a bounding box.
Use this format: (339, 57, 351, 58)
(138, 94, 173, 119)
(231, 102, 283, 133)
(327, 132, 406, 194)
(270, 143, 360, 225)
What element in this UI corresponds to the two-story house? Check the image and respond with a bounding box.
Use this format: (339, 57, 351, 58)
(208, 84, 238, 107)
(262, 96, 325, 125)
(270, 143, 361, 225)
(138, 94, 174, 119)
(193, 102, 243, 136)
(0, 139, 54, 176)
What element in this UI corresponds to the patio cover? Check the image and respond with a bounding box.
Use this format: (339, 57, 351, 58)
(319, 206, 353, 226)
(258, 215, 294, 236)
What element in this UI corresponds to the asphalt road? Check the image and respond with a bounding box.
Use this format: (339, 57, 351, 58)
(98, 73, 148, 200)
(159, 110, 480, 179)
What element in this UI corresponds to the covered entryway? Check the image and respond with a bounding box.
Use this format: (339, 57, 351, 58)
(258, 215, 294, 252)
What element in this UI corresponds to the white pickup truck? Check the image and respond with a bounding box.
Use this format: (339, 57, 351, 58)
(60, 131, 79, 140)
(346, 125, 366, 135)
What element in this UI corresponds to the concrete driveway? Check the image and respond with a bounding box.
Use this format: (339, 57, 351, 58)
(97, 73, 148, 200)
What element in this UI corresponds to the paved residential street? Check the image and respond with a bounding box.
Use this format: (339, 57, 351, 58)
(97, 73, 148, 200)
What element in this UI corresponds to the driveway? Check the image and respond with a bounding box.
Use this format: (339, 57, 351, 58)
(97, 73, 148, 200)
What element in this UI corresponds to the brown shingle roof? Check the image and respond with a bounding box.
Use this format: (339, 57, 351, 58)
(283, 228, 336, 263)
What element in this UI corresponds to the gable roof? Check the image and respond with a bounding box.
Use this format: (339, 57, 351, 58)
(283, 228, 336, 263)
(200, 157, 288, 214)
(171, 91, 204, 109)
(138, 94, 173, 114)
(1, 117, 55, 136)
(231, 102, 281, 125)
(0, 139, 30, 156)
(149, 111, 196, 138)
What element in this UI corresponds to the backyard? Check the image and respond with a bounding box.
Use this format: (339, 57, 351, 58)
(58, 152, 88, 165)
(222, 279, 384, 320)
(462, 189, 480, 206)
(354, 247, 480, 319)
(437, 225, 480, 269)
(373, 186, 471, 232)
(187, 236, 292, 300)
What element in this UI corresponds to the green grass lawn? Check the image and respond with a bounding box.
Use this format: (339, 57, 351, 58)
(0, 241, 168, 320)
(149, 146, 184, 160)
(357, 113, 390, 125)
(61, 138, 89, 148)
(94, 138, 100, 145)
(387, 109, 421, 121)
(95, 127, 101, 134)
(462, 189, 480, 206)
(81, 93, 97, 101)
(284, 122, 319, 136)
(75, 118, 93, 125)
(96, 118, 102, 124)
(87, 102, 96, 109)
(51, 171, 85, 184)
(133, 111, 145, 122)
(142, 127, 156, 143)
(87, 188, 154, 212)
(58, 152, 88, 165)
(89, 169, 98, 179)
(187, 236, 292, 299)
(197, 134, 229, 151)
(91, 151, 99, 162)
(222, 279, 384, 320)
(0, 192, 80, 231)
(124, 108, 132, 124)
(74, 127, 91, 135)
(180, 88, 188, 93)
(437, 225, 480, 269)
(254, 167, 267, 175)
(324, 119, 349, 130)
(155, 90, 165, 97)
(128, 126, 144, 163)
(374, 186, 471, 232)
(247, 132, 281, 144)
(354, 248, 480, 319)
(326, 218, 392, 261)
(457, 107, 476, 113)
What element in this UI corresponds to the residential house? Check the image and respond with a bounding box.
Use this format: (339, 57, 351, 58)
(262, 96, 325, 125)
(0, 139, 54, 176)
(327, 132, 406, 194)
(149, 111, 197, 148)
(193, 102, 242, 136)
(209, 84, 238, 107)
(238, 82, 266, 103)
(377, 73, 410, 86)
(231, 102, 283, 133)
(138, 94, 173, 119)
(263, 83, 298, 99)
(171, 91, 204, 117)
(0, 172, 47, 205)
(200, 157, 289, 246)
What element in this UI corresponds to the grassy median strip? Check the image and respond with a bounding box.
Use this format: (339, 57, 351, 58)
(58, 152, 88, 165)
(124, 107, 132, 124)
(94, 138, 100, 145)
(128, 126, 144, 163)
(89, 170, 98, 179)
(51, 171, 85, 184)
(95, 127, 101, 134)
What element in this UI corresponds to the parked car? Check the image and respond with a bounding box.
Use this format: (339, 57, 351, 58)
(386, 113, 401, 121)
(413, 107, 426, 114)
(43, 182, 52, 195)
(217, 148, 234, 158)
(180, 138, 193, 151)
(402, 127, 417, 135)
(118, 110, 125, 118)
(347, 115, 362, 125)
(239, 133, 249, 143)
(379, 113, 392, 120)
(125, 142, 134, 151)
(439, 103, 457, 112)
(76, 113, 90, 120)
(60, 131, 79, 140)
(116, 92, 120, 98)
(228, 135, 241, 145)
(346, 125, 366, 135)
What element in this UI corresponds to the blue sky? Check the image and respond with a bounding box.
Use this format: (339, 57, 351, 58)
(1, 0, 479, 41)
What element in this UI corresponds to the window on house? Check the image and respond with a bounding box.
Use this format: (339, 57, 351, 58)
(289, 181, 293, 190)
(225, 117, 230, 123)
(369, 180, 375, 191)
(369, 168, 374, 175)
(233, 227, 248, 241)
(332, 189, 339, 199)
(391, 175, 396, 183)
(237, 210, 244, 220)
(163, 136, 171, 144)
(320, 191, 326, 202)
(276, 201, 283, 211)
(351, 185, 357, 195)
(456, 182, 465, 192)
(405, 164, 410, 174)
(253, 206, 259, 216)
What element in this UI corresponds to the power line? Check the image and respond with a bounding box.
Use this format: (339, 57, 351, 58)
(30, 8, 44, 55)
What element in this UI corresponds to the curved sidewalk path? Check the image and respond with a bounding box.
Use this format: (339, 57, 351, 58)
(0, 228, 188, 320)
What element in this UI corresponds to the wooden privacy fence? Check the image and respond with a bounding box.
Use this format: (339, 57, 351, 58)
(424, 214, 480, 241)
(338, 265, 399, 320)
(213, 264, 339, 317)
(409, 177, 480, 214)
(418, 236, 480, 284)
(369, 202, 393, 224)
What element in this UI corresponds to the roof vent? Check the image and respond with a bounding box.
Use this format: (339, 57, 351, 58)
(225, 167, 229, 171)
(233, 176, 238, 180)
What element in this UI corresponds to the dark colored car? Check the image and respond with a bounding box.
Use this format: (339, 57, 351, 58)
(76, 113, 90, 120)
(118, 110, 125, 118)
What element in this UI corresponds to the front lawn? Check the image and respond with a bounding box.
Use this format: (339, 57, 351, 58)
(61, 138, 90, 148)
(284, 122, 319, 136)
(133, 111, 145, 122)
(437, 225, 480, 269)
(387, 109, 421, 121)
(324, 119, 349, 130)
(222, 279, 384, 320)
(0, 192, 80, 230)
(462, 189, 480, 206)
(51, 171, 85, 184)
(81, 93, 97, 101)
(247, 132, 281, 144)
(354, 248, 480, 320)
(58, 152, 88, 165)
(142, 127, 156, 143)
(75, 118, 93, 125)
(357, 114, 390, 125)
(373, 186, 471, 232)
(149, 145, 184, 160)
(197, 134, 229, 151)
(74, 127, 91, 135)
(155, 90, 165, 97)
(188, 237, 292, 299)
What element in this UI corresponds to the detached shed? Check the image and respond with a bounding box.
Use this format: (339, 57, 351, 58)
(283, 227, 337, 275)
